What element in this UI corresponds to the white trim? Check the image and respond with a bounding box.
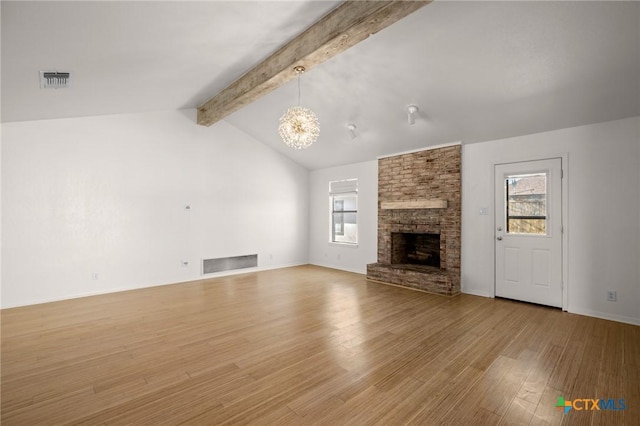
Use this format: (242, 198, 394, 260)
(568, 307, 640, 326)
(461, 289, 495, 298)
(377, 141, 462, 160)
(309, 261, 366, 275)
(561, 154, 569, 312)
(460, 290, 639, 326)
(328, 242, 359, 248)
(0, 262, 308, 309)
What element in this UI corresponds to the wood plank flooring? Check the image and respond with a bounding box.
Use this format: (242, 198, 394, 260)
(1, 265, 638, 425)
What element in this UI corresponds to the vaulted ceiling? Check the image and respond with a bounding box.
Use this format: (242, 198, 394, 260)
(2, 1, 639, 170)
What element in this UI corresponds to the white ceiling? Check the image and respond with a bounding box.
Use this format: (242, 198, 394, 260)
(2, 1, 639, 170)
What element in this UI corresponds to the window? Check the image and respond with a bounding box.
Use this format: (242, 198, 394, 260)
(505, 172, 547, 235)
(330, 179, 358, 244)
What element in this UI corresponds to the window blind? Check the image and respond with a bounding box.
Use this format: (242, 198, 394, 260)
(329, 179, 358, 195)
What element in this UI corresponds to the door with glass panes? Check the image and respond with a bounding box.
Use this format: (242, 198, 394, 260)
(495, 158, 562, 307)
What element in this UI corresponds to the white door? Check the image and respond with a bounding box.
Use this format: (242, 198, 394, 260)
(495, 158, 563, 307)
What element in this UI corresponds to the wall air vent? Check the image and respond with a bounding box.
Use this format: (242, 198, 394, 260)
(202, 254, 258, 275)
(40, 71, 71, 89)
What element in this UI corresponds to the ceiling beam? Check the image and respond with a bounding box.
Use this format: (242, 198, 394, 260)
(197, 0, 431, 127)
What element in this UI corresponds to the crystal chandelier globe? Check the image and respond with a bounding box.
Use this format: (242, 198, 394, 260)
(279, 66, 319, 150)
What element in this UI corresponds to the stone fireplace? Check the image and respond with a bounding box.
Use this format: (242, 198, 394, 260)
(366, 145, 461, 296)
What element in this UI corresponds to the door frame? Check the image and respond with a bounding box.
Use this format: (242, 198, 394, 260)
(491, 153, 569, 311)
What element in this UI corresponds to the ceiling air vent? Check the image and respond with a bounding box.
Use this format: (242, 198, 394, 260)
(40, 71, 71, 89)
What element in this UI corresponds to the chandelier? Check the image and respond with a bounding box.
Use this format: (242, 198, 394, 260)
(279, 66, 320, 150)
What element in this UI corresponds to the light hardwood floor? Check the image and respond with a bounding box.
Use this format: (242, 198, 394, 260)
(1, 265, 638, 425)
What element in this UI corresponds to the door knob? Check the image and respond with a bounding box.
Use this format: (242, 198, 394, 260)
(496, 236, 503, 241)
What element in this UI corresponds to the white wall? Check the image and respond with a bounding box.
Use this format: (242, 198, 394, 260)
(3, 108, 638, 326)
(0, 122, 3, 308)
(462, 116, 640, 325)
(309, 161, 378, 274)
(1, 109, 309, 308)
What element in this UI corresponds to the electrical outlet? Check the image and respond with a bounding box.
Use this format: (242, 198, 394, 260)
(607, 291, 617, 302)
(181, 261, 189, 267)
(92, 272, 99, 280)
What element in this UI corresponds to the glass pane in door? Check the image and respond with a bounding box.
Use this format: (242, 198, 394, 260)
(506, 172, 547, 235)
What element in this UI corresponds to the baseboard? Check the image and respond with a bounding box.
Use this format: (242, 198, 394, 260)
(0, 262, 308, 309)
(308, 261, 366, 275)
(461, 288, 494, 298)
(199, 261, 307, 279)
(7, 267, 637, 328)
(459, 291, 638, 326)
(1, 285, 147, 309)
(567, 307, 640, 326)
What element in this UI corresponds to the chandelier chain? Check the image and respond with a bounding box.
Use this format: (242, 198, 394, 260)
(297, 72, 301, 106)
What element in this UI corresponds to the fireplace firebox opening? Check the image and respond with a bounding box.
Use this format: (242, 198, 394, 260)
(391, 232, 441, 268)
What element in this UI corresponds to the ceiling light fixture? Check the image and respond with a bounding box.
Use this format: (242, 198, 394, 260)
(408, 105, 419, 125)
(347, 123, 357, 140)
(279, 66, 320, 150)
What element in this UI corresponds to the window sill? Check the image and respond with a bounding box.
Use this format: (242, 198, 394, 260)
(329, 242, 359, 248)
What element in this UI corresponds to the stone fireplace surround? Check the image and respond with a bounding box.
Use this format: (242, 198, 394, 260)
(366, 144, 461, 296)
